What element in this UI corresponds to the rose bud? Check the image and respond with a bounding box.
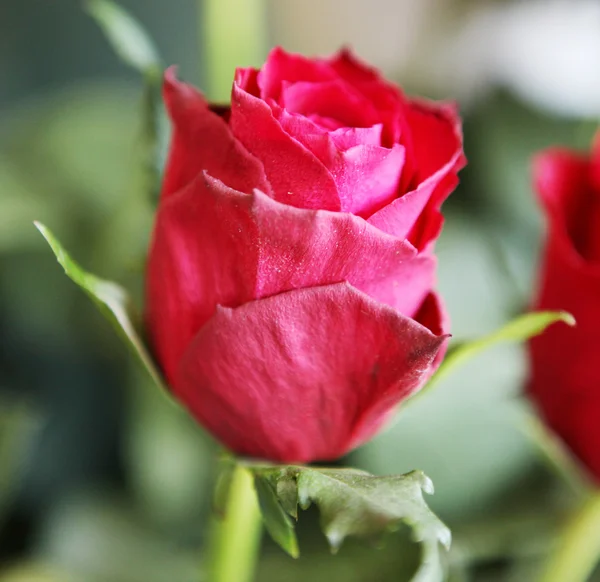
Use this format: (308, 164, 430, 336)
(528, 133, 600, 482)
(145, 47, 465, 463)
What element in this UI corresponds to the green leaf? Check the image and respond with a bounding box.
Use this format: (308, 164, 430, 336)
(85, 0, 161, 74)
(254, 470, 299, 558)
(248, 464, 449, 581)
(86, 0, 167, 200)
(425, 311, 575, 392)
(34, 222, 171, 401)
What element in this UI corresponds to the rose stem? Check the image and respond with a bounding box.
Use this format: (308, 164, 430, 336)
(200, 0, 267, 102)
(206, 464, 263, 582)
(538, 491, 600, 582)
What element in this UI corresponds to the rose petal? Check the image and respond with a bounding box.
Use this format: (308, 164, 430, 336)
(146, 173, 428, 385)
(305, 114, 346, 131)
(530, 150, 600, 397)
(334, 143, 405, 216)
(176, 282, 448, 462)
(345, 289, 450, 452)
(230, 82, 341, 211)
(529, 139, 600, 483)
(257, 46, 337, 102)
(413, 291, 450, 370)
(404, 102, 466, 251)
(329, 49, 408, 147)
(274, 108, 384, 160)
(367, 157, 456, 242)
(414, 290, 449, 337)
(367, 102, 465, 251)
(408, 168, 462, 254)
(330, 125, 384, 149)
(528, 231, 600, 481)
(274, 107, 336, 163)
(533, 148, 599, 262)
(592, 132, 600, 191)
(326, 60, 465, 248)
(275, 109, 404, 217)
(146, 176, 259, 386)
(328, 48, 382, 85)
(332, 52, 466, 241)
(161, 67, 271, 198)
(405, 101, 463, 187)
(234, 66, 261, 96)
(350, 291, 450, 453)
(281, 80, 380, 129)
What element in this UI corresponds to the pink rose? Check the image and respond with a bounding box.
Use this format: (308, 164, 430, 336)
(145, 47, 465, 462)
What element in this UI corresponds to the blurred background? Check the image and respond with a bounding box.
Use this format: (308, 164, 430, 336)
(1, 0, 599, 580)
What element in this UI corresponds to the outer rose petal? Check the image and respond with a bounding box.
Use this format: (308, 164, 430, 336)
(367, 150, 460, 242)
(328, 48, 382, 85)
(146, 176, 259, 386)
(146, 173, 429, 386)
(328, 48, 406, 147)
(161, 68, 271, 198)
(533, 149, 599, 261)
(257, 46, 337, 101)
(413, 291, 450, 370)
(230, 81, 341, 211)
(405, 102, 466, 251)
(405, 101, 463, 187)
(346, 289, 450, 451)
(529, 139, 600, 482)
(528, 233, 600, 482)
(358, 252, 436, 320)
(177, 282, 448, 463)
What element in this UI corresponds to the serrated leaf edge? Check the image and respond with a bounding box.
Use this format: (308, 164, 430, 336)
(245, 462, 450, 580)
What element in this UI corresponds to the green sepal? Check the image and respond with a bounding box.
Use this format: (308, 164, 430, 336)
(425, 310, 575, 393)
(246, 463, 449, 581)
(254, 469, 300, 558)
(35, 222, 171, 402)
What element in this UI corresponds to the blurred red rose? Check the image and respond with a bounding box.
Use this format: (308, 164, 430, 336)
(145, 47, 464, 463)
(528, 133, 600, 482)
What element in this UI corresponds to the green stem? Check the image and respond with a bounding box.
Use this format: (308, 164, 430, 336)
(207, 464, 263, 582)
(539, 491, 600, 582)
(200, 0, 267, 102)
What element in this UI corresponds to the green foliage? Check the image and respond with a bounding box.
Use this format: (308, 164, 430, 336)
(35, 223, 170, 400)
(86, 0, 161, 74)
(249, 464, 449, 581)
(0, 402, 31, 526)
(425, 310, 575, 393)
(86, 0, 168, 200)
(253, 470, 300, 558)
